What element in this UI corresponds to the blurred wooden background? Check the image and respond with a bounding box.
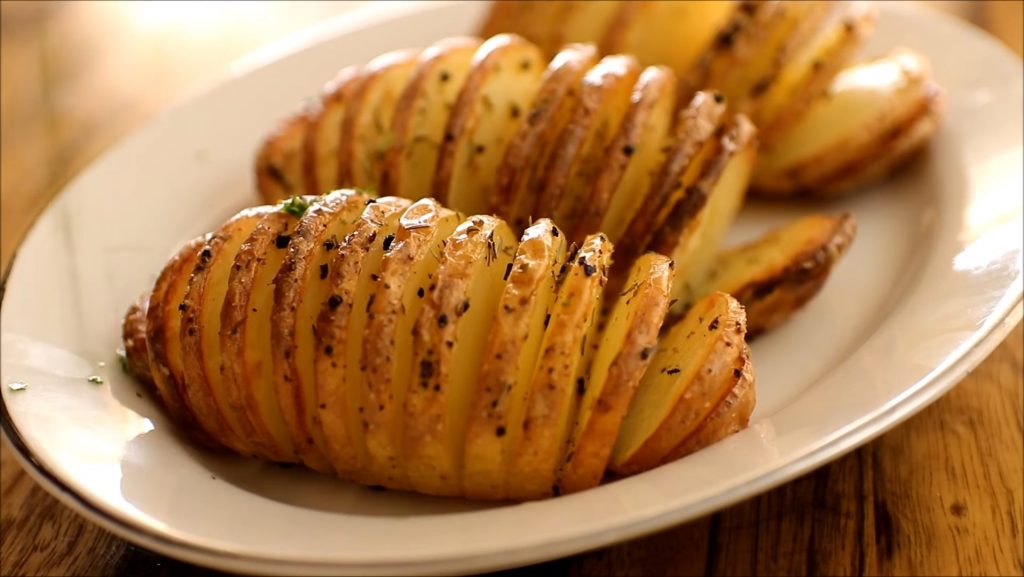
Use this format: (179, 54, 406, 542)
(1, 2, 1021, 575)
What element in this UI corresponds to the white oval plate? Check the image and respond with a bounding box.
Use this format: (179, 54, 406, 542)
(2, 2, 1021, 575)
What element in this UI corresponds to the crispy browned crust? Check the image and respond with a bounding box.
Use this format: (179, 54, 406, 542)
(614, 91, 726, 271)
(140, 235, 221, 446)
(559, 254, 673, 495)
(611, 294, 748, 476)
(573, 65, 675, 241)
(663, 350, 755, 462)
(723, 213, 857, 337)
(220, 210, 299, 463)
(507, 233, 612, 501)
(402, 215, 516, 496)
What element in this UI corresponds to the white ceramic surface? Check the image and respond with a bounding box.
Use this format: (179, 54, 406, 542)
(1, 2, 1021, 575)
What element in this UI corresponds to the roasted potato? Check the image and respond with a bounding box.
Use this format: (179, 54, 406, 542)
(698, 213, 857, 336)
(752, 49, 944, 198)
(123, 193, 755, 500)
(475, 1, 946, 197)
(611, 291, 750, 475)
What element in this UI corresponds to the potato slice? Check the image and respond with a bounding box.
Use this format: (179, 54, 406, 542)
(807, 94, 944, 197)
(612, 91, 728, 284)
(559, 253, 672, 494)
(753, 49, 940, 197)
(653, 115, 758, 313)
(339, 49, 420, 191)
(362, 198, 462, 488)
(255, 107, 316, 204)
(180, 205, 280, 456)
(402, 215, 518, 496)
(664, 355, 755, 461)
(700, 213, 857, 336)
(507, 233, 612, 500)
(534, 54, 639, 239)
(433, 34, 546, 216)
(382, 37, 482, 200)
(304, 66, 361, 195)
(600, 1, 734, 82)
(755, 2, 878, 143)
(222, 205, 318, 463)
(313, 197, 411, 481)
(270, 191, 369, 472)
(689, 1, 832, 113)
(493, 43, 599, 231)
(575, 65, 677, 242)
(144, 234, 217, 446)
(611, 292, 749, 475)
(462, 219, 568, 500)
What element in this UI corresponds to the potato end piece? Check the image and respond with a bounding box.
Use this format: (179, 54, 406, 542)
(122, 297, 153, 385)
(665, 353, 755, 462)
(706, 213, 857, 337)
(611, 292, 748, 476)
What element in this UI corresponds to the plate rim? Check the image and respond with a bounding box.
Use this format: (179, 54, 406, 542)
(1, 1, 1021, 575)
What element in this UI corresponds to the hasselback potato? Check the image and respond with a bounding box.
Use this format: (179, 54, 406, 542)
(479, 1, 945, 197)
(123, 191, 755, 500)
(257, 33, 857, 333)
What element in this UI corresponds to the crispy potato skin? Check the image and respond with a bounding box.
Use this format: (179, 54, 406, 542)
(612, 293, 749, 476)
(122, 297, 153, 386)
(256, 109, 315, 204)
(140, 235, 220, 446)
(708, 213, 857, 337)
(666, 355, 755, 461)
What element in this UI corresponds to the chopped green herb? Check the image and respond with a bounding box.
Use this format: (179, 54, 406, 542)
(281, 196, 311, 218)
(7, 381, 27, 392)
(87, 375, 104, 385)
(117, 349, 129, 373)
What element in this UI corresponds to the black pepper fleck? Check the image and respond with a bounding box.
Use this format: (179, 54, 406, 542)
(319, 264, 329, 280)
(275, 234, 291, 249)
(328, 294, 343, 309)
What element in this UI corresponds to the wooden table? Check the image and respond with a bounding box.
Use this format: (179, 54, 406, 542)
(1, 2, 1021, 575)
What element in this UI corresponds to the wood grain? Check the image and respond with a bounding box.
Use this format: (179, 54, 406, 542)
(1, 2, 1022, 576)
